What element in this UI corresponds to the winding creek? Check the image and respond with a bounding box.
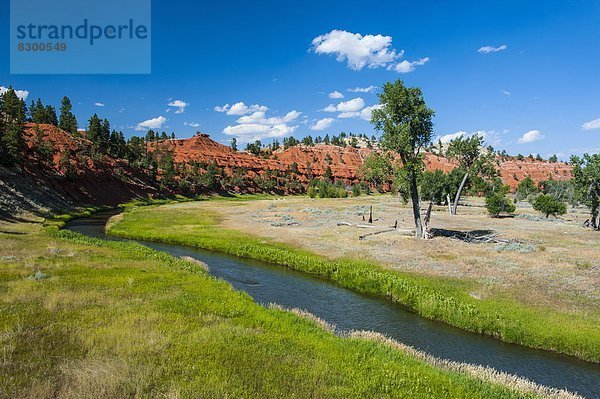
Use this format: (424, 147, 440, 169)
(66, 211, 600, 398)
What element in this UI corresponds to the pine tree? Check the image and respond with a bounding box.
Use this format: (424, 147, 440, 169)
(34, 125, 56, 166)
(101, 119, 110, 145)
(1, 87, 27, 122)
(0, 88, 26, 166)
(87, 114, 102, 143)
(86, 114, 104, 159)
(59, 149, 76, 179)
(31, 99, 45, 123)
(145, 130, 155, 142)
(29, 100, 36, 122)
(59, 96, 78, 134)
(44, 105, 58, 125)
(1, 122, 25, 166)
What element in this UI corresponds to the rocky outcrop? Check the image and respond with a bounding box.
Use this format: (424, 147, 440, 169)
(498, 158, 573, 189)
(2, 126, 573, 219)
(0, 124, 157, 219)
(155, 133, 572, 190)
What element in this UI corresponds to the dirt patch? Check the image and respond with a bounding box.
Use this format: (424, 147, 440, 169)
(204, 195, 599, 314)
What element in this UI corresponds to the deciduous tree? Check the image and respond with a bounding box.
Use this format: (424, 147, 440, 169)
(571, 154, 600, 229)
(446, 134, 497, 214)
(532, 194, 567, 218)
(371, 80, 435, 238)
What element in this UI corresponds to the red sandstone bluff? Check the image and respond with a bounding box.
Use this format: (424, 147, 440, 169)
(149, 132, 573, 190)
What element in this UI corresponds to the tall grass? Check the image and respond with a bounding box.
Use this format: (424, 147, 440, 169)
(0, 217, 550, 398)
(107, 203, 600, 363)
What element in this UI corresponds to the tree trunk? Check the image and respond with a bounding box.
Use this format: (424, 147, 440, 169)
(446, 194, 452, 214)
(422, 198, 434, 239)
(409, 171, 424, 238)
(452, 172, 469, 215)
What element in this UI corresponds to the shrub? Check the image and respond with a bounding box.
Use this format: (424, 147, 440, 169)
(495, 242, 536, 253)
(28, 270, 49, 280)
(516, 176, 538, 201)
(539, 179, 576, 206)
(308, 178, 348, 198)
(485, 189, 515, 217)
(532, 194, 567, 218)
(352, 184, 361, 197)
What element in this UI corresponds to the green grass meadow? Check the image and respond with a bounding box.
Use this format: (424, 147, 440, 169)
(0, 216, 541, 398)
(107, 201, 600, 363)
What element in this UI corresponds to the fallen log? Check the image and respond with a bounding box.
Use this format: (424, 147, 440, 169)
(356, 224, 378, 229)
(359, 228, 414, 240)
(359, 228, 396, 240)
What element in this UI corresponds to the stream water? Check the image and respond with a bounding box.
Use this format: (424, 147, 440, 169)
(66, 211, 600, 398)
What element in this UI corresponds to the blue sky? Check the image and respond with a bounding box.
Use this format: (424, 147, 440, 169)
(2, 0, 599, 159)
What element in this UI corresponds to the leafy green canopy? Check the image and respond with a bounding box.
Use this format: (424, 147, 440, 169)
(358, 152, 394, 191)
(571, 154, 600, 227)
(516, 176, 538, 201)
(485, 191, 516, 217)
(485, 183, 515, 217)
(372, 81, 434, 168)
(371, 80, 435, 237)
(532, 194, 567, 218)
(540, 179, 576, 206)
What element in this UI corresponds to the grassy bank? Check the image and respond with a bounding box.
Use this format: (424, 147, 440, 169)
(107, 202, 600, 363)
(0, 217, 558, 398)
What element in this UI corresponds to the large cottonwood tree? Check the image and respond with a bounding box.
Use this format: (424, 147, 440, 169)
(371, 80, 434, 238)
(445, 134, 497, 214)
(571, 153, 600, 229)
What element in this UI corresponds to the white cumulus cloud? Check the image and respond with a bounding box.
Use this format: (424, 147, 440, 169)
(311, 30, 429, 74)
(311, 118, 335, 131)
(312, 29, 429, 74)
(347, 85, 378, 93)
(517, 130, 544, 144)
(136, 116, 167, 131)
(220, 104, 301, 142)
(328, 91, 344, 99)
(168, 99, 189, 114)
(323, 97, 365, 113)
(391, 57, 430, 74)
(436, 130, 501, 146)
(582, 117, 600, 130)
(322, 97, 382, 121)
(94, 102, 105, 107)
(311, 29, 401, 70)
(236, 110, 301, 125)
(223, 123, 297, 141)
(437, 131, 467, 144)
(337, 97, 365, 112)
(478, 44, 507, 54)
(184, 122, 200, 128)
(215, 102, 269, 116)
(338, 104, 383, 121)
(0, 86, 29, 100)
